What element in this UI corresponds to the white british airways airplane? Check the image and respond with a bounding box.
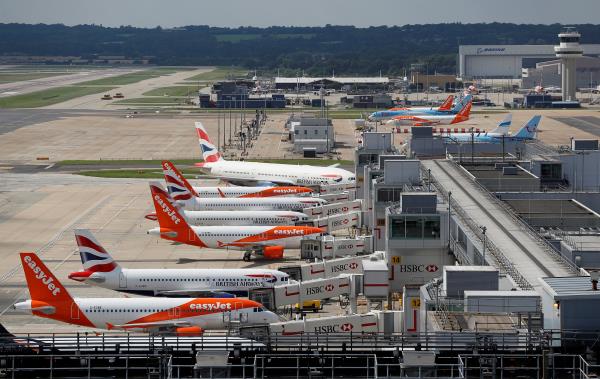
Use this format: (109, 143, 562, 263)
(161, 161, 314, 198)
(14, 252, 280, 335)
(193, 122, 356, 187)
(147, 185, 324, 260)
(160, 164, 326, 212)
(68, 229, 291, 297)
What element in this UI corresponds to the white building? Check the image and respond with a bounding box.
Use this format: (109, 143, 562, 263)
(459, 44, 600, 79)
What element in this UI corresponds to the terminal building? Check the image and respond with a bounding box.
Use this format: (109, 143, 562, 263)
(274, 76, 390, 91)
(459, 44, 600, 79)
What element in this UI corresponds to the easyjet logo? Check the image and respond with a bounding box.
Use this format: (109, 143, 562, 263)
(274, 229, 304, 235)
(154, 194, 181, 224)
(273, 189, 297, 194)
(23, 255, 61, 296)
(190, 302, 232, 311)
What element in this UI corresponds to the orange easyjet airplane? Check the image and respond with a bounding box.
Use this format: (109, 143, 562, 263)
(147, 184, 324, 261)
(13, 252, 279, 334)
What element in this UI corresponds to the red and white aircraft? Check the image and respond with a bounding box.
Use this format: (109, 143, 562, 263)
(387, 100, 472, 127)
(157, 166, 326, 212)
(14, 252, 279, 335)
(147, 187, 324, 260)
(162, 161, 313, 199)
(68, 229, 292, 297)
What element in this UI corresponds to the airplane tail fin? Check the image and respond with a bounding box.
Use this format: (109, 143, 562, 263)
(20, 252, 74, 304)
(162, 161, 198, 200)
(195, 122, 223, 163)
(488, 113, 512, 135)
(149, 182, 206, 247)
(70, 229, 119, 281)
(450, 101, 472, 124)
(513, 115, 542, 139)
(437, 95, 454, 111)
(451, 94, 472, 113)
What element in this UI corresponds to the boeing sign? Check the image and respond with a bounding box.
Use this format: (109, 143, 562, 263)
(476, 47, 506, 54)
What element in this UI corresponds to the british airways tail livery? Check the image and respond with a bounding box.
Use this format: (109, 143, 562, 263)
(193, 122, 355, 188)
(69, 229, 291, 297)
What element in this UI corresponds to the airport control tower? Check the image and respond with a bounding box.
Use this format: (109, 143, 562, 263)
(554, 27, 583, 102)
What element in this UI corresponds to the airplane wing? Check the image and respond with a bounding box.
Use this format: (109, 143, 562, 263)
(212, 175, 296, 187)
(106, 319, 191, 331)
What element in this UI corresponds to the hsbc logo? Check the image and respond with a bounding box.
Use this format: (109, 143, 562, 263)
(349, 262, 358, 269)
(426, 264, 439, 273)
(23, 255, 60, 296)
(399, 264, 439, 273)
(325, 284, 334, 292)
(341, 323, 353, 332)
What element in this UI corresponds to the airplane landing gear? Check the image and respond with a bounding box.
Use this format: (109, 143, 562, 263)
(243, 251, 252, 262)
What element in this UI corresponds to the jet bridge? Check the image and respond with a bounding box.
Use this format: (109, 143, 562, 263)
(303, 200, 362, 218)
(279, 252, 385, 282)
(308, 211, 361, 232)
(300, 235, 373, 259)
(249, 253, 388, 310)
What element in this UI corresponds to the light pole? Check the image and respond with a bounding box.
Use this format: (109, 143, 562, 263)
(447, 191, 452, 248)
(480, 226, 487, 265)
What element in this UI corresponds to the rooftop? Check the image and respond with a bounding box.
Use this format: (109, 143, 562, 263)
(275, 76, 389, 84)
(541, 276, 600, 298)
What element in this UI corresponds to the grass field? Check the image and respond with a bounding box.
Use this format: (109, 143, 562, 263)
(185, 67, 247, 81)
(77, 168, 200, 179)
(0, 86, 116, 108)
(142, 86, 200, 97)
(78, 68, 187, 86)
(112, 97, 193, 105)
(0, 72, 67, 84)
(58, 159, 199, 166)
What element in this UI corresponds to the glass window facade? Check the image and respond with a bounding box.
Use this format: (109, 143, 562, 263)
(389, 215, 441, 239)
(377, 188, 402, 202)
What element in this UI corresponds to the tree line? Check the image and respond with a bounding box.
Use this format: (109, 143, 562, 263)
(1, 23, 600, 76)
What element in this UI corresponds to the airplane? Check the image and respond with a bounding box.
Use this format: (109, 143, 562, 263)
(14, 252, 280, 335)
(368, 95, 472, 121)
(193, 122, 356, 187)
(157, 166, 327, 211)
(443, 115, 541, 144)
(161, 161, 314, 199)
(387, 94, 453, 112)
(147, 187, 325, 261)
(146, 209, 310, 226)
(438, 113, 512, 142)
(68, 229, 291, 297)
(386, 100, 472, 127)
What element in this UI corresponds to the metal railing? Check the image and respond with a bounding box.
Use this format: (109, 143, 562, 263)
(447, 158, 583, 276)
(425, 161, 534, 290)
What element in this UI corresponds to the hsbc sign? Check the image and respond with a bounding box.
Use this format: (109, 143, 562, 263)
(398, 264, 439, 273)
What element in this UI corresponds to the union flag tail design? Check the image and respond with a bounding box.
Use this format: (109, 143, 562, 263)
(162, 161, 198, 200)
(150, 186, 206, 247)
(438, 95, 454, 111)
(74, 229, 118, 273)
(195, 122, 223, 163)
